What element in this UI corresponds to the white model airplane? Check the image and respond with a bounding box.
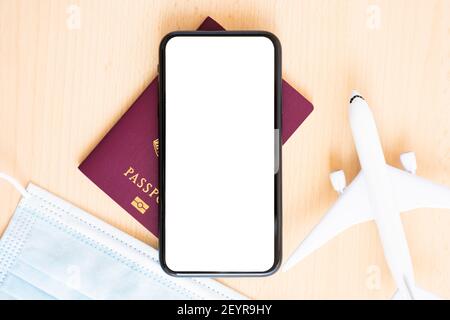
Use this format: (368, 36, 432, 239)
(283, 91, 450, 300)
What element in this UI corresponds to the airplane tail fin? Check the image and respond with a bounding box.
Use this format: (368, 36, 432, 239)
(392, 285, 440, 300)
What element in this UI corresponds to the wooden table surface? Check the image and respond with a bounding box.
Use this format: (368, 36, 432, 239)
(1, 0, 449, 299)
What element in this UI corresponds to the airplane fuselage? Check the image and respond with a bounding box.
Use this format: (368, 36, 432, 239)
(349, 95, 415, 297)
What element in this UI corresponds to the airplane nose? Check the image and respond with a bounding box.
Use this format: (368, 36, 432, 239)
(349, 90, 364, 103)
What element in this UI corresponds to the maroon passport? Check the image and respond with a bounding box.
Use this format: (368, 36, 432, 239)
(79, 17, 314, 237)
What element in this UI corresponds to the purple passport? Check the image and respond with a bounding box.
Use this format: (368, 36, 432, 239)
(79, 17, 314, 237)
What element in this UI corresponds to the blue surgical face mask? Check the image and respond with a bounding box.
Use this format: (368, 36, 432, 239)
(0, 173, 245, 300)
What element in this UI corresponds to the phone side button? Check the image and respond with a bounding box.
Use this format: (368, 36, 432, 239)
(274, 129, 280, 174)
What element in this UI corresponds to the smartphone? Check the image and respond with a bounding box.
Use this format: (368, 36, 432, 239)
(159, 31, 282, 276)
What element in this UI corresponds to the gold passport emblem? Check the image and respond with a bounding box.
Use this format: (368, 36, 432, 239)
(153, 139, 159, 157)
(131, 196, 149, 214)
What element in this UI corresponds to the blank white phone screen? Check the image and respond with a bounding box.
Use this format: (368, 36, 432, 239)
(164, 36, 276, 273)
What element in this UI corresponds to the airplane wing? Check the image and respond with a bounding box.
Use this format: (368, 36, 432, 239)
(283, 171, 374, 271)
(388, 165, 450, 212)
(283, 165, 450, 272)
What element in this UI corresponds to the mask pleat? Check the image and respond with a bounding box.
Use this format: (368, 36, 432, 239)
(1, 272, 57, 300)
(0, 290, 18, 300)
(11, 257, 92, 300)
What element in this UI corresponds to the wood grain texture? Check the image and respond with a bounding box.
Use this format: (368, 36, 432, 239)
(0, 0, 449, 299)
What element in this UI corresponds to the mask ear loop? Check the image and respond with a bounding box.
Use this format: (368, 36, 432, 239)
(0, 172, 30, 199)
